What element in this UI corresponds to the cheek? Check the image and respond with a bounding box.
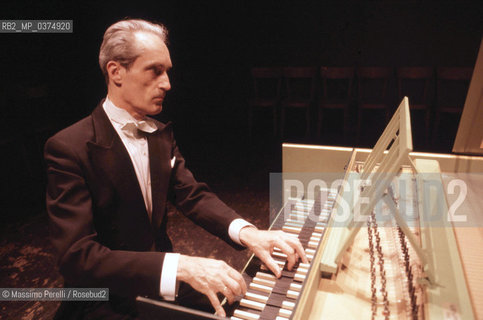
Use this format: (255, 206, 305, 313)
(127, 82, 145, 99)
(147, 84, 158, 99)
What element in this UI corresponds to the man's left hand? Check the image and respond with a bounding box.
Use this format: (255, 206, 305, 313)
(239, 227, 308, 278)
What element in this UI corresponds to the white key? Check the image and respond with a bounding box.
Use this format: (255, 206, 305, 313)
(309, 236, 320, 243)
(289, 214, 307, 221)
(255, 272, 277, 281)
(298, 262, 308, 268)
(294, 273, 306, 282)
(290, 213, 308, 219)
(279, 308, 292, 318)
(252, 277, 275, 288)
(314, 225, 325, 232)
(282, 300, 295, 310)
(292, 213, 309, 219)
(311, 232, 322, 239)
(287, 289, 299, 299)
(273, 259, 286, 268)
(306, 248, 316, 255)
(233, 309, 260, 320)
(296, 268, 308, 275)
(249, 282, 272, 294)
(284, 216, 305, 227)
(290, 210, 308, 216)
(245, 291, 269, 304)
(240, 298, 265, 311)
(291, 210, 309, 216)
(302, 253, 313, 262)
(299, 263, 310, 269)
(272, 251, 287, 259)
(285, 220, 304, 226)
(292, 205, 310, 211)
(282, 225, 302, 234)
(295, 202, 313, 209)
(308, 240, 318, 249)
(290, 282, 302, 292)
(290, 212, 307, 218)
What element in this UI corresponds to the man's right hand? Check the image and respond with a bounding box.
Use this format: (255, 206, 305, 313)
(177, 255, 247, 317)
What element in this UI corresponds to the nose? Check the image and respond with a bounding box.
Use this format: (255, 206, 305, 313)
(159, 72, 171, 91)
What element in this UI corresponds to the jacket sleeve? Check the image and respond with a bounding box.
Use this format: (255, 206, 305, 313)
(168, 132, 243, 245)
(45, 135, 164, 298)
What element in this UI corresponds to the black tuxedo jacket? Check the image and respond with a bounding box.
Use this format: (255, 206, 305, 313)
(45, 101, 241, 316)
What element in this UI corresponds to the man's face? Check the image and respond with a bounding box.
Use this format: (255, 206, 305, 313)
(117, 32, 172, 119)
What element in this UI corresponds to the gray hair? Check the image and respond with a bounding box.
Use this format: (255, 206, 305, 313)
(99, 19, 168, 82)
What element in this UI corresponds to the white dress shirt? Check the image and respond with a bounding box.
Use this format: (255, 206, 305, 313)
(102, 97, 253, 301)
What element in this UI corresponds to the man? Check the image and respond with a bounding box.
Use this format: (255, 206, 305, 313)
(45, 19, 306, 319)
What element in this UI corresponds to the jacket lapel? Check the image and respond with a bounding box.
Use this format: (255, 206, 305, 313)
(86, 102, 152, 231)
(146, 123, 172, 230)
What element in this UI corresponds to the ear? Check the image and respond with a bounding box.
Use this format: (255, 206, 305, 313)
(106, 61, 125, 86)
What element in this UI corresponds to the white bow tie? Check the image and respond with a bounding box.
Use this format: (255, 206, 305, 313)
(121, 121, 157, 138)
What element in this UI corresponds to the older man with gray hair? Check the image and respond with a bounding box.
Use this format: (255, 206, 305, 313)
(45, 18, 306, 319)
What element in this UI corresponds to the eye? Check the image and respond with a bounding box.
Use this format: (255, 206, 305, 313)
(152, 67, 163, 76)
(149, 66, 171, 77)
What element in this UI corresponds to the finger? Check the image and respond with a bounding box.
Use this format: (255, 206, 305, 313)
(275, 239, 296, 271)
(228, 268, 246, 296)
(285, 235, 308, 264)
(224, 277, 241, 298)
(206, 291, 225, 317)
(261, 252, 282, 278)
(220, 283, 235, 304)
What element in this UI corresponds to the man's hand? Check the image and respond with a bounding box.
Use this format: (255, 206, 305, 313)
(177, 255, 247, 317)
(239, 227, 308, 278)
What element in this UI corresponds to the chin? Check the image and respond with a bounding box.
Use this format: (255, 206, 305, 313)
(148, 105, 163, 115)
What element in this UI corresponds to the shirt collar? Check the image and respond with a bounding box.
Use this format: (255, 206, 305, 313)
(103, 97, 158, 136)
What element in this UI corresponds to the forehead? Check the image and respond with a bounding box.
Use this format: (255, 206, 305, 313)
(133, 31, 171, 66)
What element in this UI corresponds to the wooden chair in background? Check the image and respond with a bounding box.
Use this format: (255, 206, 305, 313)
(318, 66, 355, 139)
(356, 67, 393, 144)
(248, 67, 282, 138)
(280, 67, 317, 138)
(397, 67, 434, 146)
